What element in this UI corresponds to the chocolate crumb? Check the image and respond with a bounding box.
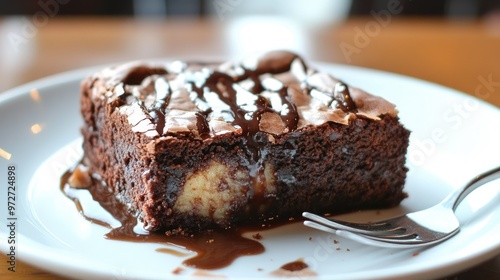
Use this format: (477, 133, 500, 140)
(333, 239, 339, 244)
(412, 252, 420, 256)
(172, 267, 184, 274)
(252, 233, 263, 240)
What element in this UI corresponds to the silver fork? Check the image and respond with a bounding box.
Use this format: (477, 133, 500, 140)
(303, 166, 500, 248)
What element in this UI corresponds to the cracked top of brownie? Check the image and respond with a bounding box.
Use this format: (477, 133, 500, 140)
(83, 50, 398, 140)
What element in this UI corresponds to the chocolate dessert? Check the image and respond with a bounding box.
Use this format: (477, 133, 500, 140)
(78, 51, 410, 236)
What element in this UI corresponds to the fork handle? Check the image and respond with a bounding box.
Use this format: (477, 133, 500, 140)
(440, 166, 500, 211)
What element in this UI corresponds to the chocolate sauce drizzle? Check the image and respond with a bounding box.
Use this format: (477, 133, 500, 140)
(333, 81, 356, 112)
(112, 51, 357, 160)
(60, 169, 268, 270)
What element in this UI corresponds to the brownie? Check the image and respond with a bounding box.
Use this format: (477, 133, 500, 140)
(79, 51, 410, 235)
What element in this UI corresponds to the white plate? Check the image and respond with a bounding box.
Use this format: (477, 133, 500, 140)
(0, 63, 499, 280)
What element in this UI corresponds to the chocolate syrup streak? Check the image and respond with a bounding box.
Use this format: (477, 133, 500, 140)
(119, 51, 356, 162)
(61, 170, 273, 270)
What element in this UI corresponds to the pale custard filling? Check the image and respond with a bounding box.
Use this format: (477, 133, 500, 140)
(173, 161, 277, 221)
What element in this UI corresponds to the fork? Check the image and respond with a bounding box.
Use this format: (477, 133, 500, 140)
(303, 166, 500, 248)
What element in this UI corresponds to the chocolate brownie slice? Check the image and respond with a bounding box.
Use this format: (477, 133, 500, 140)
(79, 51, 410, 235)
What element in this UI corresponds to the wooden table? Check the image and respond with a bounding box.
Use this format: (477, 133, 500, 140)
(0, 17, 499, 279)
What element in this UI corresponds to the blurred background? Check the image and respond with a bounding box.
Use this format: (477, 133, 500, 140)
(0, 0, 499, 102)
(0, 1, 499, 279)
(1, 0, 500, 18)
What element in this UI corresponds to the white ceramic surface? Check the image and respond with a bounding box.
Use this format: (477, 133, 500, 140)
(0, 63, 499, 280)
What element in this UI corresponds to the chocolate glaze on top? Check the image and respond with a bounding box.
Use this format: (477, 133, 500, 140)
(90, 51, 398, 137)
(87, 51, 397, 161)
